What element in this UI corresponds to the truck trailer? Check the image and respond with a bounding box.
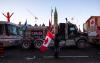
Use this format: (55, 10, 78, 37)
(83, 16, 100, 45)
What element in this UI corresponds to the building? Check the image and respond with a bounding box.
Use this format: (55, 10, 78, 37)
(54, 7, 58, 34)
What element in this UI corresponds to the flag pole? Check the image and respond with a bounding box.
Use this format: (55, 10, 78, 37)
(51, 7, 53, 25)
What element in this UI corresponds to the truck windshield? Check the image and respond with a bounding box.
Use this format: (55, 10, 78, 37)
(70, 27, 75, 31)
(5, 24, 18, 35)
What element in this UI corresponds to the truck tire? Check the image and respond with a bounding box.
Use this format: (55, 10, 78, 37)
(76, 39, 87, 48)
(34, 39, 43, 49)
(22, 41, 31, 49)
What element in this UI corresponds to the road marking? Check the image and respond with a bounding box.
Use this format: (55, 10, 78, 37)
(25, 55, 89, 60)
(26, 57, 33, 60)
(26, 56, 36, 60)
(44, 56, 89, 58)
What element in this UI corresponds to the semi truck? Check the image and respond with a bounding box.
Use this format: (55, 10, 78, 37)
(56, 20, 89, 48)
(21, 19, 90, 49)
(83, 16, 100, 45)
(0, 21, 22, 47)
(21, 25, 48, 49)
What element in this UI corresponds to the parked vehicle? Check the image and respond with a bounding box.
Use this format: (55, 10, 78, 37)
(21, 25, 48, 49)
(0, 21, 22, 47)
(56, 20, 89, 48)
(83, 16, 100, 45)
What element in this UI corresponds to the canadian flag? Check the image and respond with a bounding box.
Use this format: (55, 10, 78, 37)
(90, 18, 95, 26)
(40, 31, 54, 53)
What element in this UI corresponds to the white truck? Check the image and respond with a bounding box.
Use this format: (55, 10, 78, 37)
(0, 21, 22, 47)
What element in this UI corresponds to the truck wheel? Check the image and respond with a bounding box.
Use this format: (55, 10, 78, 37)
(76, 39, 87, 48)
(22, 41, 31, 49)
(34, 39, 43, 49)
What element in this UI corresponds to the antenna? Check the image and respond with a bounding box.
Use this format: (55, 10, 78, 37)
(26, 9, 38, 24)
(26, 9, 35, 18)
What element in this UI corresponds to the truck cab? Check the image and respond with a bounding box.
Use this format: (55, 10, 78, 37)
(58, 22, 88, 48)
(0, 21, 22, 47)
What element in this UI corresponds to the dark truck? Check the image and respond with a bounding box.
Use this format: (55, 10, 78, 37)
(57, 21, 89, 48)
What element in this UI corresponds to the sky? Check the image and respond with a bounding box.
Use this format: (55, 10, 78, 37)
(0, 0, 100, 31)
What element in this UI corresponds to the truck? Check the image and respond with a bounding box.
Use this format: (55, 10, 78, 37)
(56, 20, 89, 48)
(83, 16, 100, 45)
(0, 21, 22, 47)
(21, 25, 48, 49)
(21, 20, 89, 49)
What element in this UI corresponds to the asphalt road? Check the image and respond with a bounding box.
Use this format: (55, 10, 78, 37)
(0, 46, 100, 63)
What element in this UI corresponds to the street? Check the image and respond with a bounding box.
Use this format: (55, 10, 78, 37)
(0, 46, 100, 63)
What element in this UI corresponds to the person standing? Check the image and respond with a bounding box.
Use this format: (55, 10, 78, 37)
(54, 32, 60, 58)
(2, 12, 14, 23)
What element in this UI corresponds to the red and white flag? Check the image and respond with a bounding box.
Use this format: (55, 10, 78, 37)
(90, 18, 95, 26)
(40, 31, 54, 53)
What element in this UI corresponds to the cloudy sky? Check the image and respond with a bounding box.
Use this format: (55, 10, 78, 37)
(0, 0, 100, 30)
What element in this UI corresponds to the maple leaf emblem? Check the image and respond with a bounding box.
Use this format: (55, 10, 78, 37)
(91, 20, 94, 24)
(44, 37, 48, 44)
